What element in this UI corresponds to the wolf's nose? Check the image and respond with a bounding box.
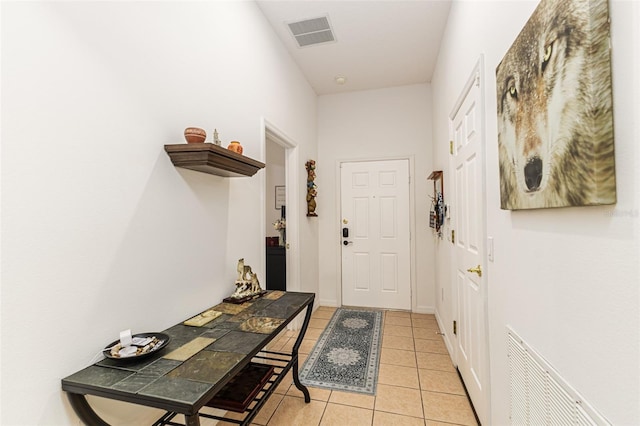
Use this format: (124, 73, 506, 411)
(524, 157, 543, 191)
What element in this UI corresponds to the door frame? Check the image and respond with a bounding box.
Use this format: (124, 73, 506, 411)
(448, 55, 491, 423)
(262, 118, 300, 295)
(334, 156, 417, 312)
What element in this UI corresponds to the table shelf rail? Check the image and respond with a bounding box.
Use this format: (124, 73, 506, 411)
(152, 350, 301, 426)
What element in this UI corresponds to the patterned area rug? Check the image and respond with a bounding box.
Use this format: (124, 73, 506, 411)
(300, 308, 383, 395)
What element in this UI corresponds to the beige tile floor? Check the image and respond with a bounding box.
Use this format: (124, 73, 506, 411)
(201, 306, 478, 426)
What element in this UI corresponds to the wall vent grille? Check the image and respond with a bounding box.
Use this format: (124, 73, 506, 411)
(507, 327, 611, 425)
(287, 16, 336, 48)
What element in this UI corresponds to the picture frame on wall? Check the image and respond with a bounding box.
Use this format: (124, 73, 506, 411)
(275, 186, 286, 210)
(495, 0, 616, 210)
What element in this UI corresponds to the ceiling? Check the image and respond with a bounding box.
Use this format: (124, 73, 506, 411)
(256, 0, 452, 95)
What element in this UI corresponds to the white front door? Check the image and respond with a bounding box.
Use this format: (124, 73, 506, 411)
(340, 160, 411, 310)
(450, 58, 490, 424)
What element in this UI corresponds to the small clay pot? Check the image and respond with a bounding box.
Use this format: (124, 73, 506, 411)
(227, 141, 243, 154)
(184, 127, 206, 143)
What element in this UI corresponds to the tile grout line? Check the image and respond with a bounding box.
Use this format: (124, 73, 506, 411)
(412, 320, 429, 424)
(316, 390, 331, 426)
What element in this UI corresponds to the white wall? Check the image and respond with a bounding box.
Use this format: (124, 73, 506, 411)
(0, 1, 317, 424)
(317, 84, 435, 312)
(431, 1, 640, 425)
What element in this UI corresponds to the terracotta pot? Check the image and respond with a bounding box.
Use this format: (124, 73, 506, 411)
(184, 127, 206, 143)
(227, 141, 243, 154)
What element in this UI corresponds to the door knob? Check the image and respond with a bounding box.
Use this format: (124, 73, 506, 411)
(467, 264, 482, 277)
(343, 240, 353, 246)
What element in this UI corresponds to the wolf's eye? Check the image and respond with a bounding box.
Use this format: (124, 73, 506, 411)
(508, 85, 517, 99)
(542, 42, 554, 72)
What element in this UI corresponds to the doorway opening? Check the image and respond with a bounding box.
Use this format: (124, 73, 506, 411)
(265, 138, 286, 290)
(262, 120, 300, 295)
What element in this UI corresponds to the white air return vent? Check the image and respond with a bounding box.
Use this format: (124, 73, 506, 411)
(287, 16, 336, 48)
(507, 327, 611, 425)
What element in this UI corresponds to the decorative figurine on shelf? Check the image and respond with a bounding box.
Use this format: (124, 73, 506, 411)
(227, 141, 243, 154)
(213, 129, 222, 146)
(224, 258, 266, 304)
(305, 160, 318, 217)
(184, 127, 207, 144)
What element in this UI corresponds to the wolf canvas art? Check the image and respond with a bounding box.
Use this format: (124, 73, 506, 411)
(496, 0, 616, 210)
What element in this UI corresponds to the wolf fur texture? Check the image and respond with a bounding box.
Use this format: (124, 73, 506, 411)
(496, 0, 616, 210)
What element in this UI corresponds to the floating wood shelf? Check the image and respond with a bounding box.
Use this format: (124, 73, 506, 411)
(164, 143, 265, 177)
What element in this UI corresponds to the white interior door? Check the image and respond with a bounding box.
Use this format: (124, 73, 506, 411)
(451, 59, 489, 424)
(340, 160, 411, 310)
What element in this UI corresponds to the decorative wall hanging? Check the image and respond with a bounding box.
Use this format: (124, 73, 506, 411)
(305, 160, 318, 217)
(495, 0, 616, 210)
(428, 171, 445, 237)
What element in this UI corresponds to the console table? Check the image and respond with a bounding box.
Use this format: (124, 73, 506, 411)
(62, 291, 315, 426)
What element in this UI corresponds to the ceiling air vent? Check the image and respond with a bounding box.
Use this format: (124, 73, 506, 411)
(287, 16, 336, 48)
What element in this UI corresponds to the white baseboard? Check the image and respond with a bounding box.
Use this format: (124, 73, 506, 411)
(413, 305, 435, 314)
(435, 310, 455, 360)
(318, 298, 339, 307)
(316, 299, 435, 313)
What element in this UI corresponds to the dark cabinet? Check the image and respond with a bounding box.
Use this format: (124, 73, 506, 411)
(266, 246, 286, 290)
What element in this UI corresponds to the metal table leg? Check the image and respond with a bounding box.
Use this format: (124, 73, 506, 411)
(184, 413, 201, 426)
(67, 393, 110, 426)
(290, 300, 314, 403)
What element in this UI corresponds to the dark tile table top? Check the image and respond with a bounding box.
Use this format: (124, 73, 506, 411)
(62, 291, 314, 414)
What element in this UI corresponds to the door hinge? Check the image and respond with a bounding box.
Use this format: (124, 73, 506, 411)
(453, 320, 457, 335)
(451, 230, 455, 244)
(449, 140, 454, 155)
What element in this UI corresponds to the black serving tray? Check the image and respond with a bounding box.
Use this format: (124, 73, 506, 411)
(103, 332, 170, 361)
